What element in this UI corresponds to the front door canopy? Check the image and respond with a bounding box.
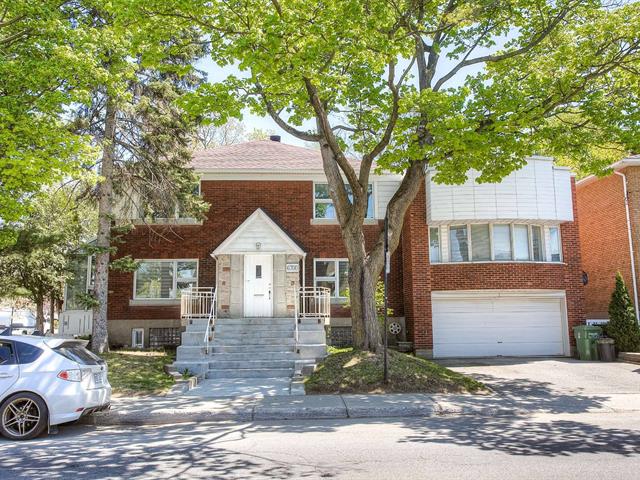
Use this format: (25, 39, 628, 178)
(212, 208, 305, 256)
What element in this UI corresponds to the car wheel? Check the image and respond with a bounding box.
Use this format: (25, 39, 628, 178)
(0, 392, 48, 440)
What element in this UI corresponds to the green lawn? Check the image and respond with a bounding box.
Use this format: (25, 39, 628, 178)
(304, 347, 486, 395)
(101, 350, 176, 396)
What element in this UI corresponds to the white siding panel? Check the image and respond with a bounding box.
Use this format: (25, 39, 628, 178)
(375, 180, 401, 219)
(427, 158, 574, 223)
(554, 169, 574, 221)
(225, 215, 290, 253)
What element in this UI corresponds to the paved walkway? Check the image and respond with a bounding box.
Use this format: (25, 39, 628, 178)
(181, 378, 296, 398)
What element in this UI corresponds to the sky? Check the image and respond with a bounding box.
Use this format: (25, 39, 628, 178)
(196, 34, 503, 147)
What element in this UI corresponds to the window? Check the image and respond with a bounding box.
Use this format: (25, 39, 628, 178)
(65, 256, 93, 310)
(531, 226, 544, 261)
(549, 227, 561, 262)
(0, 341, 15, 365)
(471, 224, 491, 261)
(149, 328, 181, 348)
(131, 328, 144, 349)
(134, 260, 198, 299)
(53, 342, 104, 365)
(314, 183, 374, 219)
(513, 224, 530, 261)
(429, 227, 441, 263)
(449, 225, 469, 262)
(15, 342, 43, 364)
(314, 259, 349, 298)
(493, 224, 512, 260)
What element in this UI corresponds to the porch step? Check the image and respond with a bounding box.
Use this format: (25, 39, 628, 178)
(208, 352, 297, 361)
(212, 344, 295, 353)
(206, 368, 294, 379)
(181, 331, 212, 346)
(212, 337, 294, 346)
(214, 324, 295, 334)
(209, 359, 295, 369)
(215, 317, 294, 326)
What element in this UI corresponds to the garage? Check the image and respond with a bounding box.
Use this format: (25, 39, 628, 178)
(432, 291, 568, 358)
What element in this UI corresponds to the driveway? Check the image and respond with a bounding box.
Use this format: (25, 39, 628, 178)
(436, 358, 640, 397)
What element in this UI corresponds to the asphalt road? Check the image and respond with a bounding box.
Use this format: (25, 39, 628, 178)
(2, 411, 640, 480)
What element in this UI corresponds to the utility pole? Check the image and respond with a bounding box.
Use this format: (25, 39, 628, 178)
(383, 216, 389, 384)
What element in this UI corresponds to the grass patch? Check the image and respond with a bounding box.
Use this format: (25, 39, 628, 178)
(305, 347, 486, 395)
(101, 349, 176, 396)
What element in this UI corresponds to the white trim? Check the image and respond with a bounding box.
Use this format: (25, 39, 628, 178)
(132, 259, 199, 301)
(211, 208, 305, 256)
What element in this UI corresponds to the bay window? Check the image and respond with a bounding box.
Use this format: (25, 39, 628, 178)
(314, 183, 374, 219)
(134, 260, 198, 300)
(314, 259, 349, 298)
(431, 223, 562, 263)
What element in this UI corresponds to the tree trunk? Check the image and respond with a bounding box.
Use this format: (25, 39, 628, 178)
(49, 295, 55, 334)
(91, 95, 117, 353)
(35, 299, 45, 333)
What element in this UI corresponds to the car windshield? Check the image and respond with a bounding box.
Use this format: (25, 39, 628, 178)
(52, 342, 104, 365)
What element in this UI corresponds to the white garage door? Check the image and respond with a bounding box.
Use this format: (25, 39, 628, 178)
(432, 292, 567, 358)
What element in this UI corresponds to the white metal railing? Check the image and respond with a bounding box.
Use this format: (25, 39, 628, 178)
(294, 286, 331, 345)
(180, 286, 217, 354)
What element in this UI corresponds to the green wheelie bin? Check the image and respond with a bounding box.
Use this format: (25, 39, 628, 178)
(573, 325, 603, 361)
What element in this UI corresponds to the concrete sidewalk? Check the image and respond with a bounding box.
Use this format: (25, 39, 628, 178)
(80, 391, 640, 426)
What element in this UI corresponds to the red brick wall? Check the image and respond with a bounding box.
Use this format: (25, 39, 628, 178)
(108, 180, 403, 321)
(401, 184, 432, 352)
(576, 173, 631, 318)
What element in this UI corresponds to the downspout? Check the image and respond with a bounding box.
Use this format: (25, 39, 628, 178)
(614, 171, 640, 323)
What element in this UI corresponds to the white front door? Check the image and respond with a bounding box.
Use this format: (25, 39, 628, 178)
(244, 254, 273, 317)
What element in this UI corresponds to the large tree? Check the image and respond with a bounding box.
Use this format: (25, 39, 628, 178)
(69, 1, 208, 353)
(0, 2, 98, 247)
(151, 0, 639, 351)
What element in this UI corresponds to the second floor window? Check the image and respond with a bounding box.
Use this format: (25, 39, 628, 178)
(314, 183, 374, 219)
(430, 224, 561, 263)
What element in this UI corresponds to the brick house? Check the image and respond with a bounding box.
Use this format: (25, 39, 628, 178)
(61, 138, 585, 373)
(576, 156, 640, 322)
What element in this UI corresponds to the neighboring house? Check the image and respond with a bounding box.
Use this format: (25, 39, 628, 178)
(61, 137, 585, 366)
(576, 156, 640, 322)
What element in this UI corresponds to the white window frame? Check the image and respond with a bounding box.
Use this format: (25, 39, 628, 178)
(132, 259, 199, 300)
(429, 226, 442, 263)
(434, 223, 560, 264)
(448, 224, 470, 263)
(314, 258, 349, 299)
(548, 226, 563, 262)
(131, 328, 144, 349)
(313, 182, 375, 220)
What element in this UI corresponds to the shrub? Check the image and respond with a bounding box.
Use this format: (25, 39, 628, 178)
(605, 273, 640, 352)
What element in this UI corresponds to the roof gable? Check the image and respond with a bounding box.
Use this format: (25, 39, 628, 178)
(212, 208, 305, 256)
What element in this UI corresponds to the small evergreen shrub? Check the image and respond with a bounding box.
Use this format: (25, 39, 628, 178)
(605, 273, 640, 352)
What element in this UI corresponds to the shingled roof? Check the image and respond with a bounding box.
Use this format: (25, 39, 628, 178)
(192, 140, 325, 171)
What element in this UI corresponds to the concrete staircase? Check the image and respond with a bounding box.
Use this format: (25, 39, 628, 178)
(174, 316, 327, 379)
